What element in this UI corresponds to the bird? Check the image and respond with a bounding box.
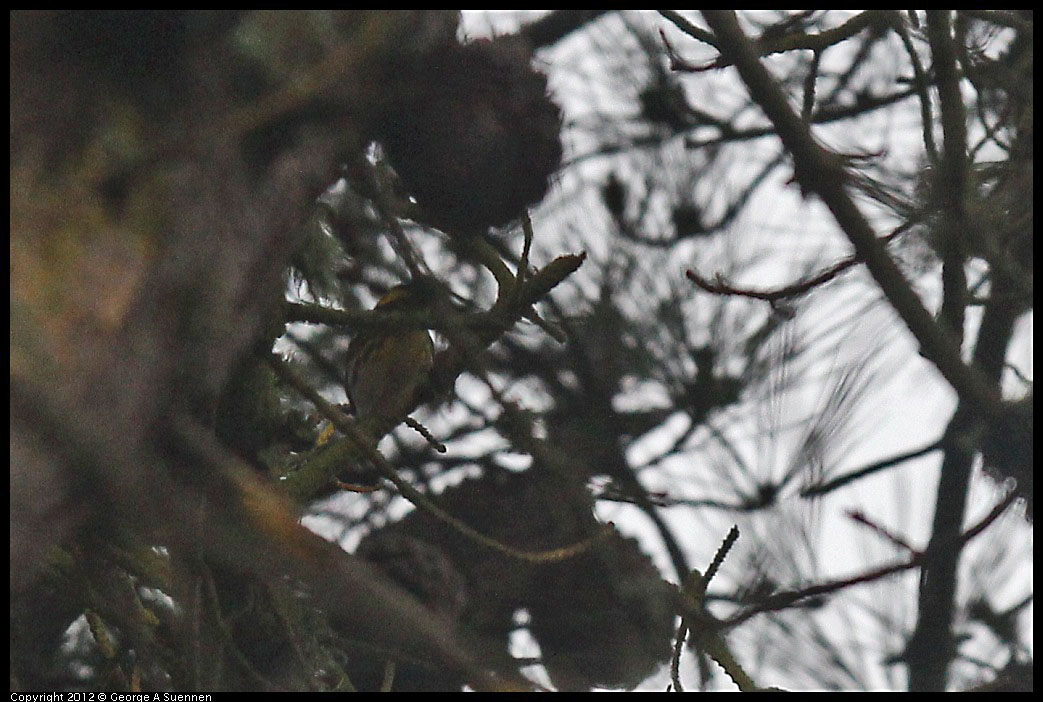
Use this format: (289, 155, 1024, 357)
(344, 279, 437, 431)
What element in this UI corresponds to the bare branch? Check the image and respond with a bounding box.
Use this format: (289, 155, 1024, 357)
(686, 223, 913, 304)
(927, 10, 970, 341)
(891, 12, 939, 163)
(721, 489, 1017, 628)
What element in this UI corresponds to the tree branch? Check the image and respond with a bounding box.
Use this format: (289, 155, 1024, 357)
(800, 437, 944, 498)
(719, 488, 1016, 629)
(698, 10, 1004, 421)
(927, 10, 970, 343)
(519, 10, 613, 49)
(687, 222, 911, 304)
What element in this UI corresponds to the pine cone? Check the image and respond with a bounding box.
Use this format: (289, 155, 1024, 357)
(375, 38, 563, 236)
(359, 471, 675, 690)
(528, 532, 677, 691)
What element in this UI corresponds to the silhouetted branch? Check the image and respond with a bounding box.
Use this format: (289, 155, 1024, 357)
(520, 10, 613, 48)
(720, 489, 1017, 629)
(698, 10, 1005, 421)
(847, 510, 917, 553)
(661, 10, 889, 69)
(800, 437, 943, 498)
(687, 223, 912, 304)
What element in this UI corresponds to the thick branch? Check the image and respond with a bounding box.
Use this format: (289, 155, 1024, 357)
(907, 277, 1026, 689)
(927, 10, 970, 342)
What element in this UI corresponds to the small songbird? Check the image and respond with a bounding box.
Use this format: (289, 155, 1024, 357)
(344, 279, 437, 429)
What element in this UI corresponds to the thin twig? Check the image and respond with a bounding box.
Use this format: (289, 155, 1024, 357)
(891, 12, 939, 163)
(800, 437, 943, 497)
(519, 212, 535, 287)
(670, 616, 688, 692)
(687, 222, 912, 304)
(704, 525, 740, 585)
(847, 509, 917, 553)
(658, 10, 719, 50)
(753, 10, 890, 57)
(403, 416, 447, 452)
(662, 10, 890, 67)
(722, 488, 1017, 628)
(564, 87, 919, 168)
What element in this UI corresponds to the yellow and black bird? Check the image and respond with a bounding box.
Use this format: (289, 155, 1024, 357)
(344, 279, 437, 430)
